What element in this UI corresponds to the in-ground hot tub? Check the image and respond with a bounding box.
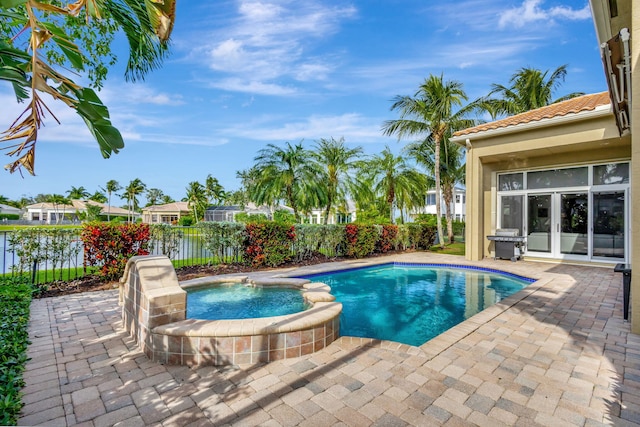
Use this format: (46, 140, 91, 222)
(120, 255, 341, 366)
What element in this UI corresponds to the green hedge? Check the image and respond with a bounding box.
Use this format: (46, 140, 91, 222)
(0, 214, 20, 220)
(0, 276, 32, 425)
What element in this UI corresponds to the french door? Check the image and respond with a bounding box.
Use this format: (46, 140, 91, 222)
(523, 191, 626, 261)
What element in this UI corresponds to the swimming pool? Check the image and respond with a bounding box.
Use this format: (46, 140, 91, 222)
(298, 263, 534, 346)
(186, 284, 310, 320)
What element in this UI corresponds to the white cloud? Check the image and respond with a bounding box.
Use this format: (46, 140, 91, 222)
(193, 1, 357, 94)
(220, 112, 392, 144)
(498, 0, 591, 29)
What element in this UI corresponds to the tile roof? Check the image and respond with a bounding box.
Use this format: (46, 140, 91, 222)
(453, 92, 611, 137)
(142, 202, 190, 212)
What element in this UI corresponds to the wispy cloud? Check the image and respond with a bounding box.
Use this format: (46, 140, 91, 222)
(191, 0, 357, 95)
(498, 0, 591, 29)
(220, 112, 392, 144)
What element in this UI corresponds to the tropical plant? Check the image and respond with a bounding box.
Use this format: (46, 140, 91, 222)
(145, 188, 165, 206)
(251, 142, 324, 222)
(0, 0, 176, 175)
(47, 193, 69, 224)
(161, 194, 175, 204)
(184, 181, 207, 223)
(205, 175, 226, 205)
(103, 179, 121, 221)
(311, 137, 363, 224)
(404, 137, 463, 243)
(478, 65, 585, 119)
(382, 74, 476, 246)
(66, 186, 90, 200)
(124, 178, 146, 221)
(88, 190, 107, 203)
(357, 147, 427, 224)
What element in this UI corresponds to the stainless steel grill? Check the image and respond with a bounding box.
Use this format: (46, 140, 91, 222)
(487, 228, 525, 261)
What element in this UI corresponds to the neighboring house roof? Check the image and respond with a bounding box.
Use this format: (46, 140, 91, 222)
(0, 203, 21, 213)
(142, 202, 190, 213)
(26, 200, 136, 216)
(453, 92, 611, 138)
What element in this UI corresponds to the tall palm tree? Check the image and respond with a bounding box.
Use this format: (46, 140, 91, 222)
(66, 186, 90, 200)
(382, 74, 476, 246)
(124, 178, 146, 222)
(478, 65, 585, 119)
(47, 194, 69, 224)
(358, 147, 427, 224)
(145, 188, 165, 206)
(161, 195, 175, 204)
(103, 180, 121, 222)
(205, 175, 226, 205)
(252, 142, 324, 222)
(184, 181, 207, 223)
(311, 137, 363, 224)
(405, 137, 464, 243)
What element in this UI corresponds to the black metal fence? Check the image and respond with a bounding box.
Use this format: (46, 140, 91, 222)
(0, 227, 215, 284)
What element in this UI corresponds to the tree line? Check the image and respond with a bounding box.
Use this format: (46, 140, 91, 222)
(1, 64, 582, 245)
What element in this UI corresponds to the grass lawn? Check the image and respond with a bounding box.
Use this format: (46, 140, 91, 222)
(429, 241, 465, 256)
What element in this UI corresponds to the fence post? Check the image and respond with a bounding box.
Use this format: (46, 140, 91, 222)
(31, 260, 37, 285)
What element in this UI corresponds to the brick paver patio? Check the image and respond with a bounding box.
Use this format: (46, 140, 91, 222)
(18, 253, 640, 426)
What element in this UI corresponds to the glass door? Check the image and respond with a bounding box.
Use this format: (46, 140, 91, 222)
(559, 193, 588, 256)
(527, 194, 551, 253)
(592, 191, 626, 259)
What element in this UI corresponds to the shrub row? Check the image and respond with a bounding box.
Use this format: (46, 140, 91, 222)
(0, 276, 32, 425)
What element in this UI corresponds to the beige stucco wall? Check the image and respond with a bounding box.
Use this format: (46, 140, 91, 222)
(463, 112, 630, 262)
(630, 2, 640, 333)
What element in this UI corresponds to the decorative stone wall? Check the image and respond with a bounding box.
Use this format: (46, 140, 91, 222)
(120, 255, 342, 366)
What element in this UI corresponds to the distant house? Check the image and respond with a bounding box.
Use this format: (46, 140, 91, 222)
(25, 200, 136, 224)
(204, 203, 294, 222)
(410, 188, 466, 222)
(305, 202, 357, 224)
(141, 202, 190, 224)
(0, 203, 22, 217)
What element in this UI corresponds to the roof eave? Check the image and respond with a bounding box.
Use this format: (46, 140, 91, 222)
(450, 104, 612, 144)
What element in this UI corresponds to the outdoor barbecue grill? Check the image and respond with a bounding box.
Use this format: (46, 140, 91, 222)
(486, 228, 525, 261)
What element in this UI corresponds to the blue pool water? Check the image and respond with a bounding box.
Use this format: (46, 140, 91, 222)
(298, 263, 533, 346)
(186, 285, 309, 320)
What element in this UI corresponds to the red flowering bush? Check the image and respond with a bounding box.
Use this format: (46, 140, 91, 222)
(376, 224, 398, 253)
(81, 222, 151, 280)
(344, 224, 378, 258)
(243, 222, 295, 267)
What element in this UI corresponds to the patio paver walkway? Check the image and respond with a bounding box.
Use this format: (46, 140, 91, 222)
(18, 253, 640, 426)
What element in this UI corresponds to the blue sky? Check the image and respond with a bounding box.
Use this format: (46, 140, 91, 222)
(0, 0, 604, 206)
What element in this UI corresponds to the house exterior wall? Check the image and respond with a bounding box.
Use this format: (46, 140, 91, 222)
(630, 2, 640, 333)
(462, 113, 630, 262)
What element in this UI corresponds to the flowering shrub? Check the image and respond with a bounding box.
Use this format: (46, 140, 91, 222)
(344, 224, 378, 258)
(243, 222, 295, 267)
(81, 222, 151, 280)
(376, 224, 399, 253)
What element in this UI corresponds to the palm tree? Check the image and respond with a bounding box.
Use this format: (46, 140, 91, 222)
(358, 147, 427, 224)
(66, 186, 90, 200)
(478, 65, 585, 119)
(103, 180, 122, 222)
(47, 194, 69, 224)
(251, 142, 324, 222)
(205, 175, 226, 205)
(145, 188, 165, 206)
(184, 181, 207, 223)
(1, 1, 176, 175)
(0, 195, 9, 205)
(124, 178, 146, 222)
(311, 137, 363, 224)
(405, 137, 464, 243)
(382, 74, 476, 246)
(89, 191, 107, 204)
(161, 195, 175, 204)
